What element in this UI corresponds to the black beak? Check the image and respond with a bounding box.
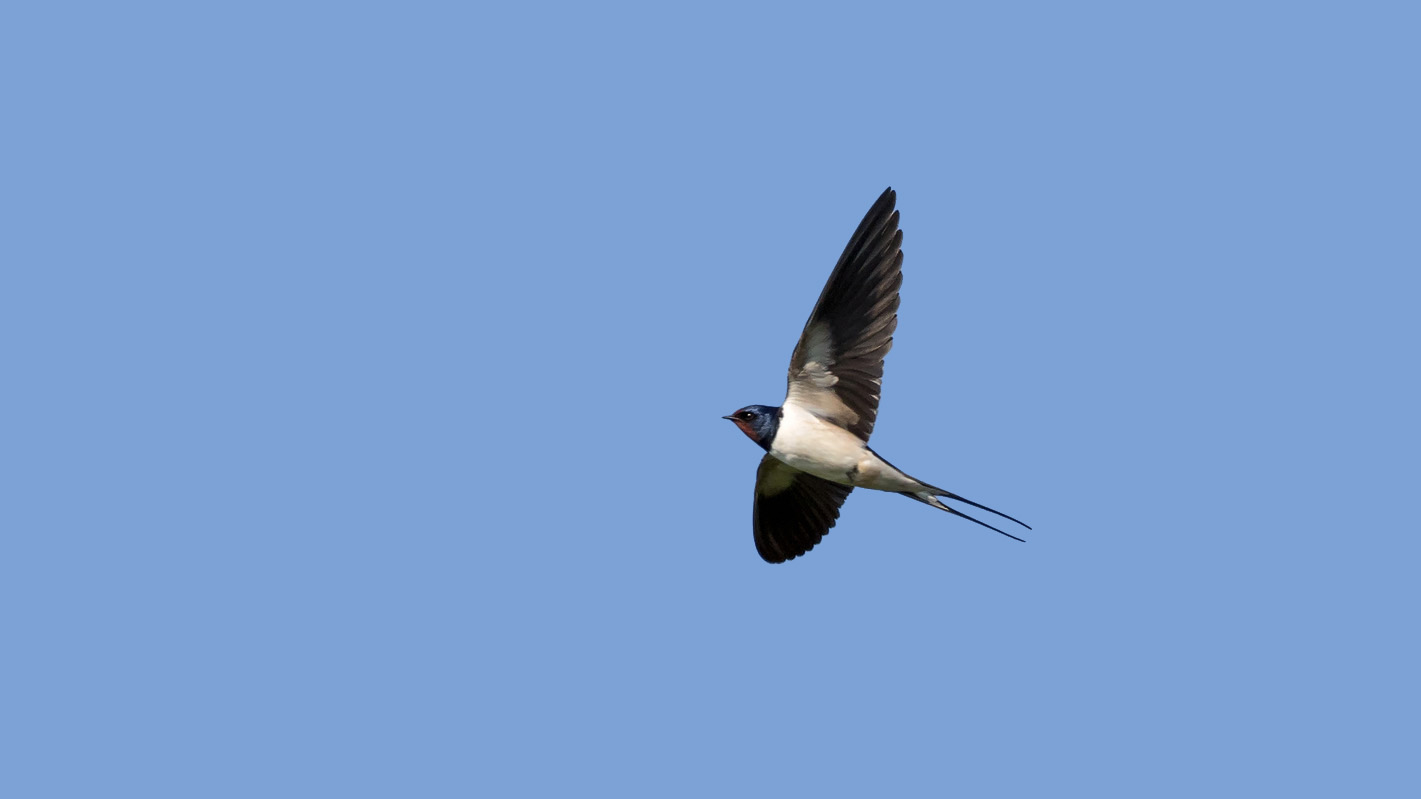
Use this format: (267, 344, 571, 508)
(721, 415, 735, 421)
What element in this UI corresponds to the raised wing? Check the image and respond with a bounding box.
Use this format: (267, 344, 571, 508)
(753, 455, 854, 563)
(785, 187, 903, 442)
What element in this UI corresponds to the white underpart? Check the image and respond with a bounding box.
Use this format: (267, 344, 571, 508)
(771, 402, 922, 492)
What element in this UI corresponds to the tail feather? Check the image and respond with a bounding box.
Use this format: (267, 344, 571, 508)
(867, 447, 1030, 541)
(900, 490, 1028, 542)
(918, 483, 1033, 531)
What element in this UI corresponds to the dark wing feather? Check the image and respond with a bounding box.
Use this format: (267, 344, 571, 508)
(785, 187, 903, 442)
(753, 455, 854, 564)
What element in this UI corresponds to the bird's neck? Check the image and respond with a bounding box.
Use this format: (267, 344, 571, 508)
(753, 407, 782, 451)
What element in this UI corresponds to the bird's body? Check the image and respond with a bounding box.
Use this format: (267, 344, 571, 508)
(724, 187, 1029, 563)
(768, 403, 914, 492)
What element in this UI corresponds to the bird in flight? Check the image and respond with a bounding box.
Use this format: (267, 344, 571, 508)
(724, 187, 1030, 563)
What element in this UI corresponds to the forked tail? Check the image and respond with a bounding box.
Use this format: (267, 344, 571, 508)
(900, 487, 1032, 542)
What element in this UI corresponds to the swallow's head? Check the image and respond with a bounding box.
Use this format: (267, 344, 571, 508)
(722, 405, 781, 450)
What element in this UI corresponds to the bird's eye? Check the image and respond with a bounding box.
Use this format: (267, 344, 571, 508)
(739, 412, 754, 420)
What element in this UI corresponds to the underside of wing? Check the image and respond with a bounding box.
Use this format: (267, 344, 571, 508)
(753, 455, 854, 563)
(786, 187, 903, 442)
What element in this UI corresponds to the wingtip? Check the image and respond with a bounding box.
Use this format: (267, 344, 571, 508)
(867, 186, 897, 216)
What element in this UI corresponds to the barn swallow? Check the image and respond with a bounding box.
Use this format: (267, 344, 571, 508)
(724, 187, 1030, 563)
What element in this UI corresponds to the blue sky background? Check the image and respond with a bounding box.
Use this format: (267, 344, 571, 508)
(5, 2, 1418, 796)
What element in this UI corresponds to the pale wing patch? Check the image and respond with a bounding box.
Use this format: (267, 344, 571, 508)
(757, 458, 799, 496)
(786, 321, 860, 429)
(785, 381, 859, 429)
(794, 322, 839, 388)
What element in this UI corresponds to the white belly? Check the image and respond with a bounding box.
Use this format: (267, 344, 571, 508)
(771, 404, 913, 490)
